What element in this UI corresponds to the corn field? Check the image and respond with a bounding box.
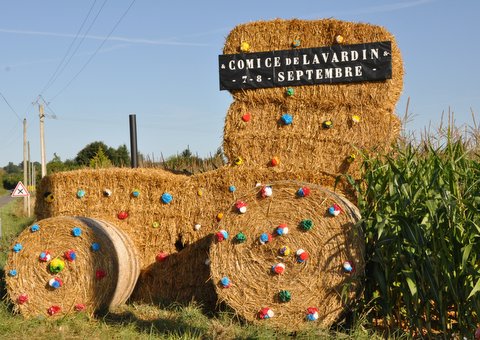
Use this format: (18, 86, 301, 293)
(346, 125, 480, 337)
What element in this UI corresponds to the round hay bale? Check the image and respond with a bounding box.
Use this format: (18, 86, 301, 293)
(209, 181, 364, 330)
(4, 216, 139, 318)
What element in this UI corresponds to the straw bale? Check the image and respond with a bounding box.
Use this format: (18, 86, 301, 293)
(130, 235, 216, 310)
(222, 19, 403, 108)
(223, 100, 399, 177)
(209, 181, 364, 330)
(35, 168, 190, 268)
(4, 216, 139, 318)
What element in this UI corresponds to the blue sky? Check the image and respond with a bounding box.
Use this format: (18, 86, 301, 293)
(0, 0, 479, 167)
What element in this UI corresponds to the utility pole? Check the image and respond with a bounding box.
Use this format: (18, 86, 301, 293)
(23, 118, 28, 215)
(39, 104, 47, 178)
(27, 140, 31, 217)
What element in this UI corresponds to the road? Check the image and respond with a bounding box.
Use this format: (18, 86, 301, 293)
(0, 194, 14, 209)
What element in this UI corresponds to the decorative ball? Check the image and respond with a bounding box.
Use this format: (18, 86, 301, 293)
(279, 245, 291, 256)
(322, 120, 333, 129)
(103, 189, 112, 197)
(258, 307, 274, 319)
(72, 227, 82, 236)
(343, 261, 354, 273)
(49, 258, 65, 274)
(335, 34, 344, 44)
(17, 294, 28, 304)
(285, 87, 295, 96)
(271, 263, 285, 275)
(299, 219, 314, 231)
(161, 192, 173, 204)
(44, 192, 55, 203)
(240, 41, 250, 52)
(328, 204, 342, 216)
(241, 113, 251, 122)
(235, 201, 247, 214)
(216, 229, 229, 242)
(292, 39, 301, 48)
(74, 304, 86, 312)
(306, 307, 319, 321)
(233, 157, 243, 166)
(197, 189, 203, 196)
(352, 114, 361, 123)
(12, 243, 23, 253)
(96, 269, 107, 279)
(132, 189, 140, 198)
(39, 251, 51, 262)
(8, 270, 17, 277)
(47, 305, 61, 316)
(30, 224, 40, 232)
(220, 276, 231, 288)
(48, 277, 63, 289)
(152, 221, 160, 228)
(76, 189, 85, 198)
(228, 185, 236, 192)
(278, 290, 292, 302)
(261, 185, 273, 198)
(64, 249, 77, 262)
(296, 249, 309, 263)
(281, 113, 293, 125)
(117, 211, 129, 220)
(235, 232, 247, 243)
(91, 243, 100, 251)
(216, 212, 224, 221)
(296, 186, 311, 197)
(259, 233, 272, 245)
(276, 224, 289, 236)
(156, 252, 168, 262)
(194, 223, 201, 231)
(347, 154, 356, 163)
(270, 157, 280, 167)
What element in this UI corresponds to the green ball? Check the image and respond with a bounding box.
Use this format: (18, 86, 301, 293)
(300, 219, 314, 231)
(279, 290, 291, 302)
(235, 232, 247, 243)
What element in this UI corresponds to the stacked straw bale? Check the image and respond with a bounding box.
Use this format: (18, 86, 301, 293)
(209, 181, 364, 329)
(4, 216, 139, 318)
(222, 18, 403, 178)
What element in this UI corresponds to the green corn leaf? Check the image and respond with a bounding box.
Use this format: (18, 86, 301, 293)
(467, 277, 480, 300)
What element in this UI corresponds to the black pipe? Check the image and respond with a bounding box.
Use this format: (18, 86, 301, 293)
(129, 114, 138, 168)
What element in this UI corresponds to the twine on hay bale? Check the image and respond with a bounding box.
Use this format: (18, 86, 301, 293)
(4, 216, 139, 318)
(209, 181, 364, 330)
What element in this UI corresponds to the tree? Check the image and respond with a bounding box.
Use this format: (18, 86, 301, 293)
(89, 147, 112, 168)
(3, 162, 21, 174)
(75, 141, 110, 166)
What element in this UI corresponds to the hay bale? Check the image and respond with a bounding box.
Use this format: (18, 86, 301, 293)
(130, 235, 216, 310)
(222, 18, 403, 108)
(4, 216, 139, 318)
(35, 168, 190, 268)
(221, 19, 403, 178)
(223, 101, 399, 176)
(209, 181, 364, 330)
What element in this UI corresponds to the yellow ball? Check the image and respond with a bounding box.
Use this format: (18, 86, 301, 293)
(240, 41, 250, 52)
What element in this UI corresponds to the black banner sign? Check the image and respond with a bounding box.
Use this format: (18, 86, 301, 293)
(219, 41, 391, 90)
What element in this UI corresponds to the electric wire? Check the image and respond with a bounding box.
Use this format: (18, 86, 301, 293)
(0, 91, 23, 123)
(50, 0, 137, 101)
(39, 0, 105, 96)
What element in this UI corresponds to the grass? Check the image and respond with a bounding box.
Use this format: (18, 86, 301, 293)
(0, 198, 397, 339)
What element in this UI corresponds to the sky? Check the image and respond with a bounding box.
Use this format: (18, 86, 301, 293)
(0, 0, 479, 167)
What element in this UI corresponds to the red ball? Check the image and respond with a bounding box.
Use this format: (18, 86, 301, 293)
(96, 269, 106, 279)
(156, 252, 168, 262)
(117, 211, 128, 220)
(242, 113, 251, 122)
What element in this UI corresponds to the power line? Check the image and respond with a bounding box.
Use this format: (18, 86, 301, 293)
(0, 91, 22, 123)
(50, 0, 137, 101)
(40, 0, 108, 95)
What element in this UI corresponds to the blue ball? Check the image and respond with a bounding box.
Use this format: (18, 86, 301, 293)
(161, 193, 173, 204)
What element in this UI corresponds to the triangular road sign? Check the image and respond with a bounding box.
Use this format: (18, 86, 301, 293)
(11, 181, 30, 197)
